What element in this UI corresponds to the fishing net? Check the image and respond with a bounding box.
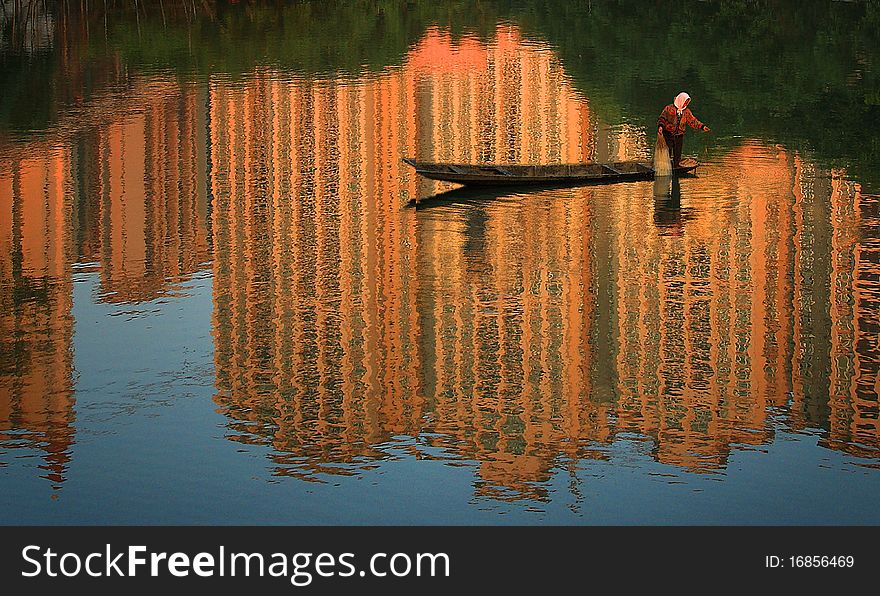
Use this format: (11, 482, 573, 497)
(654, 132, 672, 177)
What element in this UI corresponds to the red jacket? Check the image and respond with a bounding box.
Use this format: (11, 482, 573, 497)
(658, 104, 706, 135)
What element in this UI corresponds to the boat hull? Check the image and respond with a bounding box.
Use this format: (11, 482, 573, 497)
(403, 157, 698, 187)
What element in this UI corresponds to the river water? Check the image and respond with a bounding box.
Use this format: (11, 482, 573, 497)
(1, 2, 879, 524)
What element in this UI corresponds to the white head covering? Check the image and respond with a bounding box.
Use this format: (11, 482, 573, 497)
(674, 92, 691, 115)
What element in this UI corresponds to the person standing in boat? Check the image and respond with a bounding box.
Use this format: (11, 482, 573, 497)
(657, 92, 710, 167)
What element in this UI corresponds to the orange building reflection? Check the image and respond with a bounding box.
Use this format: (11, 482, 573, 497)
(2, 23, 878, 502)
(823, 175, 880, 459)
(0, 149, 75, 488)
(0, 78, 212, 488)
(82, 80, 211, 303)
(206, 25, 880, 500)
(209, 26, 602, 494)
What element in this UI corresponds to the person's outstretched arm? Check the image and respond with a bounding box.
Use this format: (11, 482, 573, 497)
(686, 110, 710, 132)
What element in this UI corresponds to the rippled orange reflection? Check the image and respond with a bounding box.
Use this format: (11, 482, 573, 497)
(206, 26, 879, 498)
(87, 80, 211, 302)
(0, 149, 75, 487)
(1, 25, 878, 500)
(0, 79, 211, 486)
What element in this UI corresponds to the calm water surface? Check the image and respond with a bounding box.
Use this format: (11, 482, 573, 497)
(1, 2, 879, 524)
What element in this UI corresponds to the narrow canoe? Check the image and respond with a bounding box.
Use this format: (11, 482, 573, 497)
(403, 157, 698, 186)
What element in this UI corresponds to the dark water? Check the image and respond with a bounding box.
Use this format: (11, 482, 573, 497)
(1, 1, 879, 524)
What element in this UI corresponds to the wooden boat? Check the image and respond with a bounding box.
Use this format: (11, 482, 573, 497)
(403, 156, 698, 187)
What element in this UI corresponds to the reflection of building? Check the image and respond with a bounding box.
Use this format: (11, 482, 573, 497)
(824, 174, 880, 458)
(207, 25, 880, 499)
(2, 21, 877, 502)
(0, 150, 75, 488)
(408, 26, 596, 168)
(608, 142, 880, 468)
(414, 182, 612, 501)
(2, 78, 212, 304)
(209, 26, 602, 495)
(208, 57, 426, 478)
(0, 78, 211, 489)
(608, 143, 794, 469)
(85, 80, 211, 302)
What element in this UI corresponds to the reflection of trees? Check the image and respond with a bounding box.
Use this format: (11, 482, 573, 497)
(5, 1, 880, 187)
(0, 0, 497, 133)
(512, 0, 880, 187)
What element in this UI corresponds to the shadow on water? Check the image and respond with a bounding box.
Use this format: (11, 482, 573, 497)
(407, 184, 524, 211)
(410, 172, 701, 210)
(653, 176, 699, 236)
